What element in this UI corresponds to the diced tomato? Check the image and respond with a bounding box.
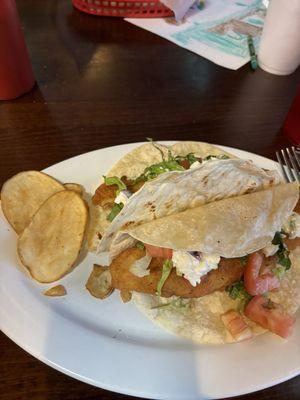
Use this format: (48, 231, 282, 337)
(221, 310, 253, 341)
(244, 295, 295, 338)
(144, 244, 173, 259)
(244, 252, 280, 296)
(179, 160, 190, 170)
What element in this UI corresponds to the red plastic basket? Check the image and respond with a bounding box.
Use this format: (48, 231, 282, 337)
(72, 0, 173, 17)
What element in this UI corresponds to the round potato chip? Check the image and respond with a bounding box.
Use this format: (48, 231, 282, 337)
(86, 265, 114, 299)
(1, 171, 65, 233)
(18, 191, 88, 283)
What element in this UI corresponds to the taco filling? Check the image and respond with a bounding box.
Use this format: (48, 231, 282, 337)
(90, 141, 300, 344)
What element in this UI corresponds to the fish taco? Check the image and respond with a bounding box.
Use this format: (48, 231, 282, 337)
(89, 141, 235, 250)
(91, 141, 300, 344)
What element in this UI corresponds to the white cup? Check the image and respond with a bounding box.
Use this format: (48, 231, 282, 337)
(258, 0, 300, 75)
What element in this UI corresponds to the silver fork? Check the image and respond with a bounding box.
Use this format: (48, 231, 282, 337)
(276, 146, 300, 183)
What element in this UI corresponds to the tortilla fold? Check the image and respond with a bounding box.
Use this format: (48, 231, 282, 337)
(126, 183, 299, 258)
(99, 159, 281, 255)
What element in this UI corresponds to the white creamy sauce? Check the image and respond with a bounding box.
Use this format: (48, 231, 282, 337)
(114, 190, 131, 205)
(189, 161, 202, 169)
(129, 254, 151, 277)
(262, 243, 279, 257)
(283, 212, 300, 239)
(172, 250, 220, 287)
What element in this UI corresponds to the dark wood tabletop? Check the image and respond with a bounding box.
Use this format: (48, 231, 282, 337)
(1, 1, 300, 399)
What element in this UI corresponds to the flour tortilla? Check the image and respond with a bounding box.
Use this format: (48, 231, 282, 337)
(89, 141, 234, 250)
(126, 183, 299, 258)
(107, 142, 171, 179)
(133, 247, 300, 344)
(108, 141, 234, 179)
(99, 160, 282, 257)
(88, 142, 171, 250)
(171, 141, 237, 159)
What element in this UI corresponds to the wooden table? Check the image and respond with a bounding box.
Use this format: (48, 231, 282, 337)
(1, 1, 300, 399)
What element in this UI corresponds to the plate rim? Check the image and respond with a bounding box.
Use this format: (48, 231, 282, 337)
(1, 141, 299, 400)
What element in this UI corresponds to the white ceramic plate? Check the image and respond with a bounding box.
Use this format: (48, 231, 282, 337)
(1, 142, 299, 400)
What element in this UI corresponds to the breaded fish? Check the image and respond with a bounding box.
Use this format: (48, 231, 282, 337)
(110, 247, 244, 298)
(92, 177, 145, 208)
(110, 233, 300, 298)
(92, 183, 117, 207)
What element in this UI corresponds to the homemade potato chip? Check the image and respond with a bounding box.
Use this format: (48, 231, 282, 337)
(44, 285, 67, 297)
(86, 264, 114, 299)
(64, 183, 84, 196)
(1, 170, 65, 233)
(18, 191, 88, 283)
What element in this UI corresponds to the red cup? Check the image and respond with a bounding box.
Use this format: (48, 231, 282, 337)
(0, 0, 35, 100)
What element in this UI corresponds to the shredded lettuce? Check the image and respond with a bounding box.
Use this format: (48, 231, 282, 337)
(272, 265, 286, 279)
(134, 160, 184, 184)
(171, 297, 190, 310)
(207, 154, 229, 160)
(107, 202, 124, 222)
(226, 280, 252, 310)
(135, 141, 226, 185)
(174, 153, 198, 165)
(146, 137, 166, 161)
(204, 154, 230, 160)
(272, 231, 283, 245)
(135, 241, 145, 250)
(156, 260, 173, 297)
(240, 255, 248, 266)
(133, 142, 187, 184)
(272, 231, 291, 270)
(103, 176, 126, 193)
(134, 141, 229, 185)
(151, 302, 171, 309)
(151, 297, 190, 311)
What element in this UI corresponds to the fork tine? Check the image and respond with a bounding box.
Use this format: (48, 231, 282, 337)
(281, 148, 295, 182)
(292, 146, 300, 170)
(276, 150, 290, 182)
(286, 147, 300, 183)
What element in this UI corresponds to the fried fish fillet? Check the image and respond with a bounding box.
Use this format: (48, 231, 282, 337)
(110, 231, 300, 298)
(110, 247, 244, 298)
(92, 177, 145, 208)
(92, 183, 117, 207)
